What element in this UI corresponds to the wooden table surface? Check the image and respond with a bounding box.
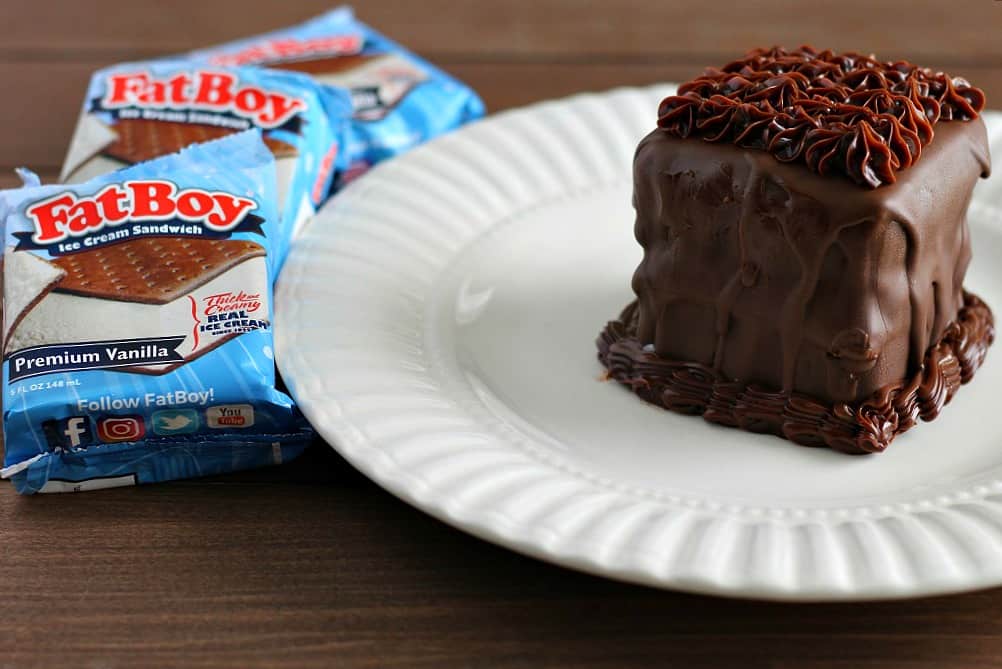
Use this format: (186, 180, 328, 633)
(3, 2, 1002, 667)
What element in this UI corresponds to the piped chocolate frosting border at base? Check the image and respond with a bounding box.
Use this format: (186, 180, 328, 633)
(597, 292, 994, 454)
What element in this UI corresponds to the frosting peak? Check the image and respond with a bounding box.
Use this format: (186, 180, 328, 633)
(657, 46, 986, 188)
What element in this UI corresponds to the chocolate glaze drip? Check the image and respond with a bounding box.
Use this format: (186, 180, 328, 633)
(597, 293, 994, 454)
(658, 46, 986, 187)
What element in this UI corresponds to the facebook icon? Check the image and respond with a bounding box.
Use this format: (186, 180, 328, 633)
(42, 417, 93, 451)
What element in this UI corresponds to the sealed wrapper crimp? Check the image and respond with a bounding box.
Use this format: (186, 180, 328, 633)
(59, 60, 352, 268)
(184, 6, 484, 191)
(2, 131, 312, 494)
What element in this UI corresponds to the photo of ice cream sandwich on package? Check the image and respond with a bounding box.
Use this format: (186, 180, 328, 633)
(279, 52, 429, 123)
(2, 131, 312, 495)
(5, 237, 269, 373)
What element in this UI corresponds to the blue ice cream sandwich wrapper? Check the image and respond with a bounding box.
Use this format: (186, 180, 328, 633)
(3, 131, 312, 494)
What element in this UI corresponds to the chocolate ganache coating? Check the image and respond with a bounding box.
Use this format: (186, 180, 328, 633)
(598, 47, 994, 453)
(631, 117, 990, 403)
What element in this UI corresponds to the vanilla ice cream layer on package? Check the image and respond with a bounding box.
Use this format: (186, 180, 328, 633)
(60, 60, 352, 267)
(184, 6, 485, 191)
(2, 131, 312, 494)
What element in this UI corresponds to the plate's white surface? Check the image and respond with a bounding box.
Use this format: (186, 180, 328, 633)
(276, 85, 1002, 601)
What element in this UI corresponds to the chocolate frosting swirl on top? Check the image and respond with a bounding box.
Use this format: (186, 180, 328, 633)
(657, 46, 986, 187)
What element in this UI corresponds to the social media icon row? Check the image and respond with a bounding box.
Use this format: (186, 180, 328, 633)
(43, 405, 256, 450)
(43, 415, 143, 449)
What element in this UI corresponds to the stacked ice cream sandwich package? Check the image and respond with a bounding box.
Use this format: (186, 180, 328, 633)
(1, 8, 484, 494)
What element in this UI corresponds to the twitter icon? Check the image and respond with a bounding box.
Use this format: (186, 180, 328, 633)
(151, 409, 200, 436)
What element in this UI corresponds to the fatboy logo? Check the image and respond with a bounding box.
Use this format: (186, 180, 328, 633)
(102, 70, 306, 128)
(208, 35, 364, 67)
(26, 181, 258, 245)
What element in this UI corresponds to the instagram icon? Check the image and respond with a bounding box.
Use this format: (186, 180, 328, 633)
(96, 416, 146, 443)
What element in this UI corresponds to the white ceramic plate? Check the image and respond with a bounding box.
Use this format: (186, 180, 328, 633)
(276, 85, 1002, 601)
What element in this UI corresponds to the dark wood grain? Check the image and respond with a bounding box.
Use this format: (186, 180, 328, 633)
(2, 0, 1001, 61)
(3, 2, 1002, 667)
(6, 445, 1002, 669)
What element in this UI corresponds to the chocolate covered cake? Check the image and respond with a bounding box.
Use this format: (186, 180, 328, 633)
(597, 46, 994, 453)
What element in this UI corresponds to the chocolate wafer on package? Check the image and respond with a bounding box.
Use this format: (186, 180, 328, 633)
(102, 119, 299, 164)
(184, 6, 484, 192)
(60, 60, 352, 268)
(3, 131, 312, 494)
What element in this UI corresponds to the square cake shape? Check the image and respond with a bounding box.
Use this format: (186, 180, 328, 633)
(599, 47, 994, 453)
